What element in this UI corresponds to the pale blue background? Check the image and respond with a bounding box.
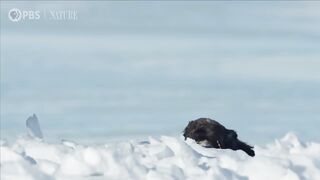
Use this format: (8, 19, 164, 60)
(1, 1, 320, 144)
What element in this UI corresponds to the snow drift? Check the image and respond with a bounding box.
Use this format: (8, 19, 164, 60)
(1, 115, 320, 179)
(1, 133, 319, 180)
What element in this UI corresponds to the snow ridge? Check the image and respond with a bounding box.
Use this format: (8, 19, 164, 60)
(1, 133, 320, 180)
(1, 115, 319, 180)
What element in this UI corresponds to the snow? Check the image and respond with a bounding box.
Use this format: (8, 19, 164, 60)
(1, 133, 320, 180)
(1, 115, 319, 179)
(26, 114, 43, 139)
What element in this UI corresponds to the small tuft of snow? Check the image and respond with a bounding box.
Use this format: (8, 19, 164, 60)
(26, 114, 43, 139)
(61, 139, 78, 149)
(280, 132, 302, 147)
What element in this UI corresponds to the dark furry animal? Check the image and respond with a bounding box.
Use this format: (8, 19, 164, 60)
(183, 118, 255, 157)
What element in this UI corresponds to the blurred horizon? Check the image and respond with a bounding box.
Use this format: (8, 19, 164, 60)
(1, 1, 320, 144)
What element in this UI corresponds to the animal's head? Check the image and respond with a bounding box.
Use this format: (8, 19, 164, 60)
(183, 120, 195, 140)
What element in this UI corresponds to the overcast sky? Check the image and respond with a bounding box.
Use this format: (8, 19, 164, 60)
(1, 1, 320, 144)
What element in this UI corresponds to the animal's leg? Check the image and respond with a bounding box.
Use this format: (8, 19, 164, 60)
(236, 140, 255, 157)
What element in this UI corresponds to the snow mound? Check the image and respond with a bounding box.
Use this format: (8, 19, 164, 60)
(1, 133, 319, 180)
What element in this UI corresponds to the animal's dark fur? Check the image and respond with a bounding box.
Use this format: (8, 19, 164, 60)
(183, 118, 255, 157)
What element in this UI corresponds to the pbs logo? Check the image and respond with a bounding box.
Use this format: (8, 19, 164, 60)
(8, 8, 40, 22)
(8, 8, 22, 22)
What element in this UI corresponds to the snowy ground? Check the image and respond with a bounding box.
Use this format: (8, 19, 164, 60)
(1, 132, 320, 180)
